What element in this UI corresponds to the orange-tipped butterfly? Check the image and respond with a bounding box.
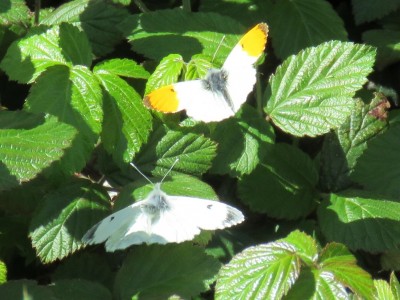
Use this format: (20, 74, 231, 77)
(144, 23, 269, 122)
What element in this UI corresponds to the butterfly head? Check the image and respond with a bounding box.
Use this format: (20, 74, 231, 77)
(142, 183, 170, 215)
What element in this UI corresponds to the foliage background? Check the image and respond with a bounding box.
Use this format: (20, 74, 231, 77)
(0, 0, 400, 299)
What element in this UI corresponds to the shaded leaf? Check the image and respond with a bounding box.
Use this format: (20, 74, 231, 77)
(352, 0, 400, 24)
(0, 111, 76, 191)
(50, 279, 112, 300)
(351, 123, 400, 197)
(120, 9, 244, 66)
(363, 30, 400, 69)
(319, 94, 388, 192)
(53, 253, 113, 289)
(0, 280, 53, 299)
(210, 104, 275, 177)
(1, 23, 91, 83)
(238, 143, 318, 219)
(199, 0, 274, 27)
(29, 179, 110, 263)
(41, 0, 129, 56)
(318, 191, 400, 252)
(25, 65, 103, 175)
(94, 70, 152, 164)
(270, 0, 348, 59)
(114, 244, 221, 300)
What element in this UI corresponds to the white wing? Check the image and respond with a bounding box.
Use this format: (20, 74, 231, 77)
(222, 46, 257, 113)
(222, 23, 268, 112)
(174, 80, 235, 122)
(165, 196, 245, 230)
(82, 202, 143, 245)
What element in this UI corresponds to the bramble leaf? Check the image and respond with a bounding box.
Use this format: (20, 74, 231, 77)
(114, 244, 221, 299)
(265, 41, 376, 137)
(29, 179, 110, 263)
(269, 0, 347, 59)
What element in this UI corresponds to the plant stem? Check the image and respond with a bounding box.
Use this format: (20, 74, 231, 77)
(182, 0, 191, 12)
(133, 0, 150, 12)
(34, 0, 41, 25)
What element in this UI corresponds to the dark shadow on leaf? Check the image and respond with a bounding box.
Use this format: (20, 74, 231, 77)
(319, 132, 353, 193)
(0, 161, 19, 192)
(284, 267, 316, 299)
(131, 35, 203, 63)
(0, 0, 11, 13)
(318, 192, 400, 252)
(78, 0, 128, 57)
(100, 89, 128, 169)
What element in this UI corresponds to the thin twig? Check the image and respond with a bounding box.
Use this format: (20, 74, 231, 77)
(34, 0, 41, 25)
(133, 0, 150, 13)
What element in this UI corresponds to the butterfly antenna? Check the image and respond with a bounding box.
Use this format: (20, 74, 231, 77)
(161, 158, 179, 183)
(130, 162, 154, 185)
(212, 35, 226, 64)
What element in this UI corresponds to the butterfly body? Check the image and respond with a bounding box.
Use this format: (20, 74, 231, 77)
(144, 23, 269, 122)
(83, 183, 244, 252)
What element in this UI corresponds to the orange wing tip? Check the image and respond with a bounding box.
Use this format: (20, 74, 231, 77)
(144, 85, 180, 113)
(239, 23, 269, 57)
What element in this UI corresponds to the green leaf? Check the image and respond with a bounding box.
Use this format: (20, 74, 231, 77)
(0, 280, 54, 299)
(381, 251, 400, 271)
(269, 0, 348, 59)
(265, 41, 376, 137)
(41, 0, 129, 56)
(0, 279, 112, 300)
(318, 243, 373, 299)
(216, 231, 311, 299)
(319, 95, 389, 192)
(94, 59, 150, 79)
(135, 124, 217, 177)
(25, 65, 103, 175)
(145, 54, 185, 94)
(94, 70, 152, 164)
(199, 0, 274, 27)
(53, 253, 113, 289)
(1, 23, 91, 83)
(352, 0, 400, 24)
(363, 30, 400, 69)
(50, 279, 112, 300)
(0, 111, 76, 191)
(0, 0, 30, 31)
(29, 179, 110, 263)
(318, 191, 400, 252)
(114, 244, 221, 299)
(120, 9, 244, 67)
(58, 23, 92, 67)
(185, 54, 214, 80)
(374, 280, 396, 300)
(210, 105, 275, 177)
(238, 143, 318, 219)
(217, 231, 373, 300)
(351, 124, 400, 197)
(390, 272, 400, 298)
(0, 261, 6, 284)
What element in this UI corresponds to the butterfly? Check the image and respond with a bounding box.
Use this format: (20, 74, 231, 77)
(144, 23, 269, 122)
(82, 182, 244, 252)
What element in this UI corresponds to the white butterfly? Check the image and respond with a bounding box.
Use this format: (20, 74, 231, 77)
(144, 23, 269, 122)
(82, 182, 244, 252)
